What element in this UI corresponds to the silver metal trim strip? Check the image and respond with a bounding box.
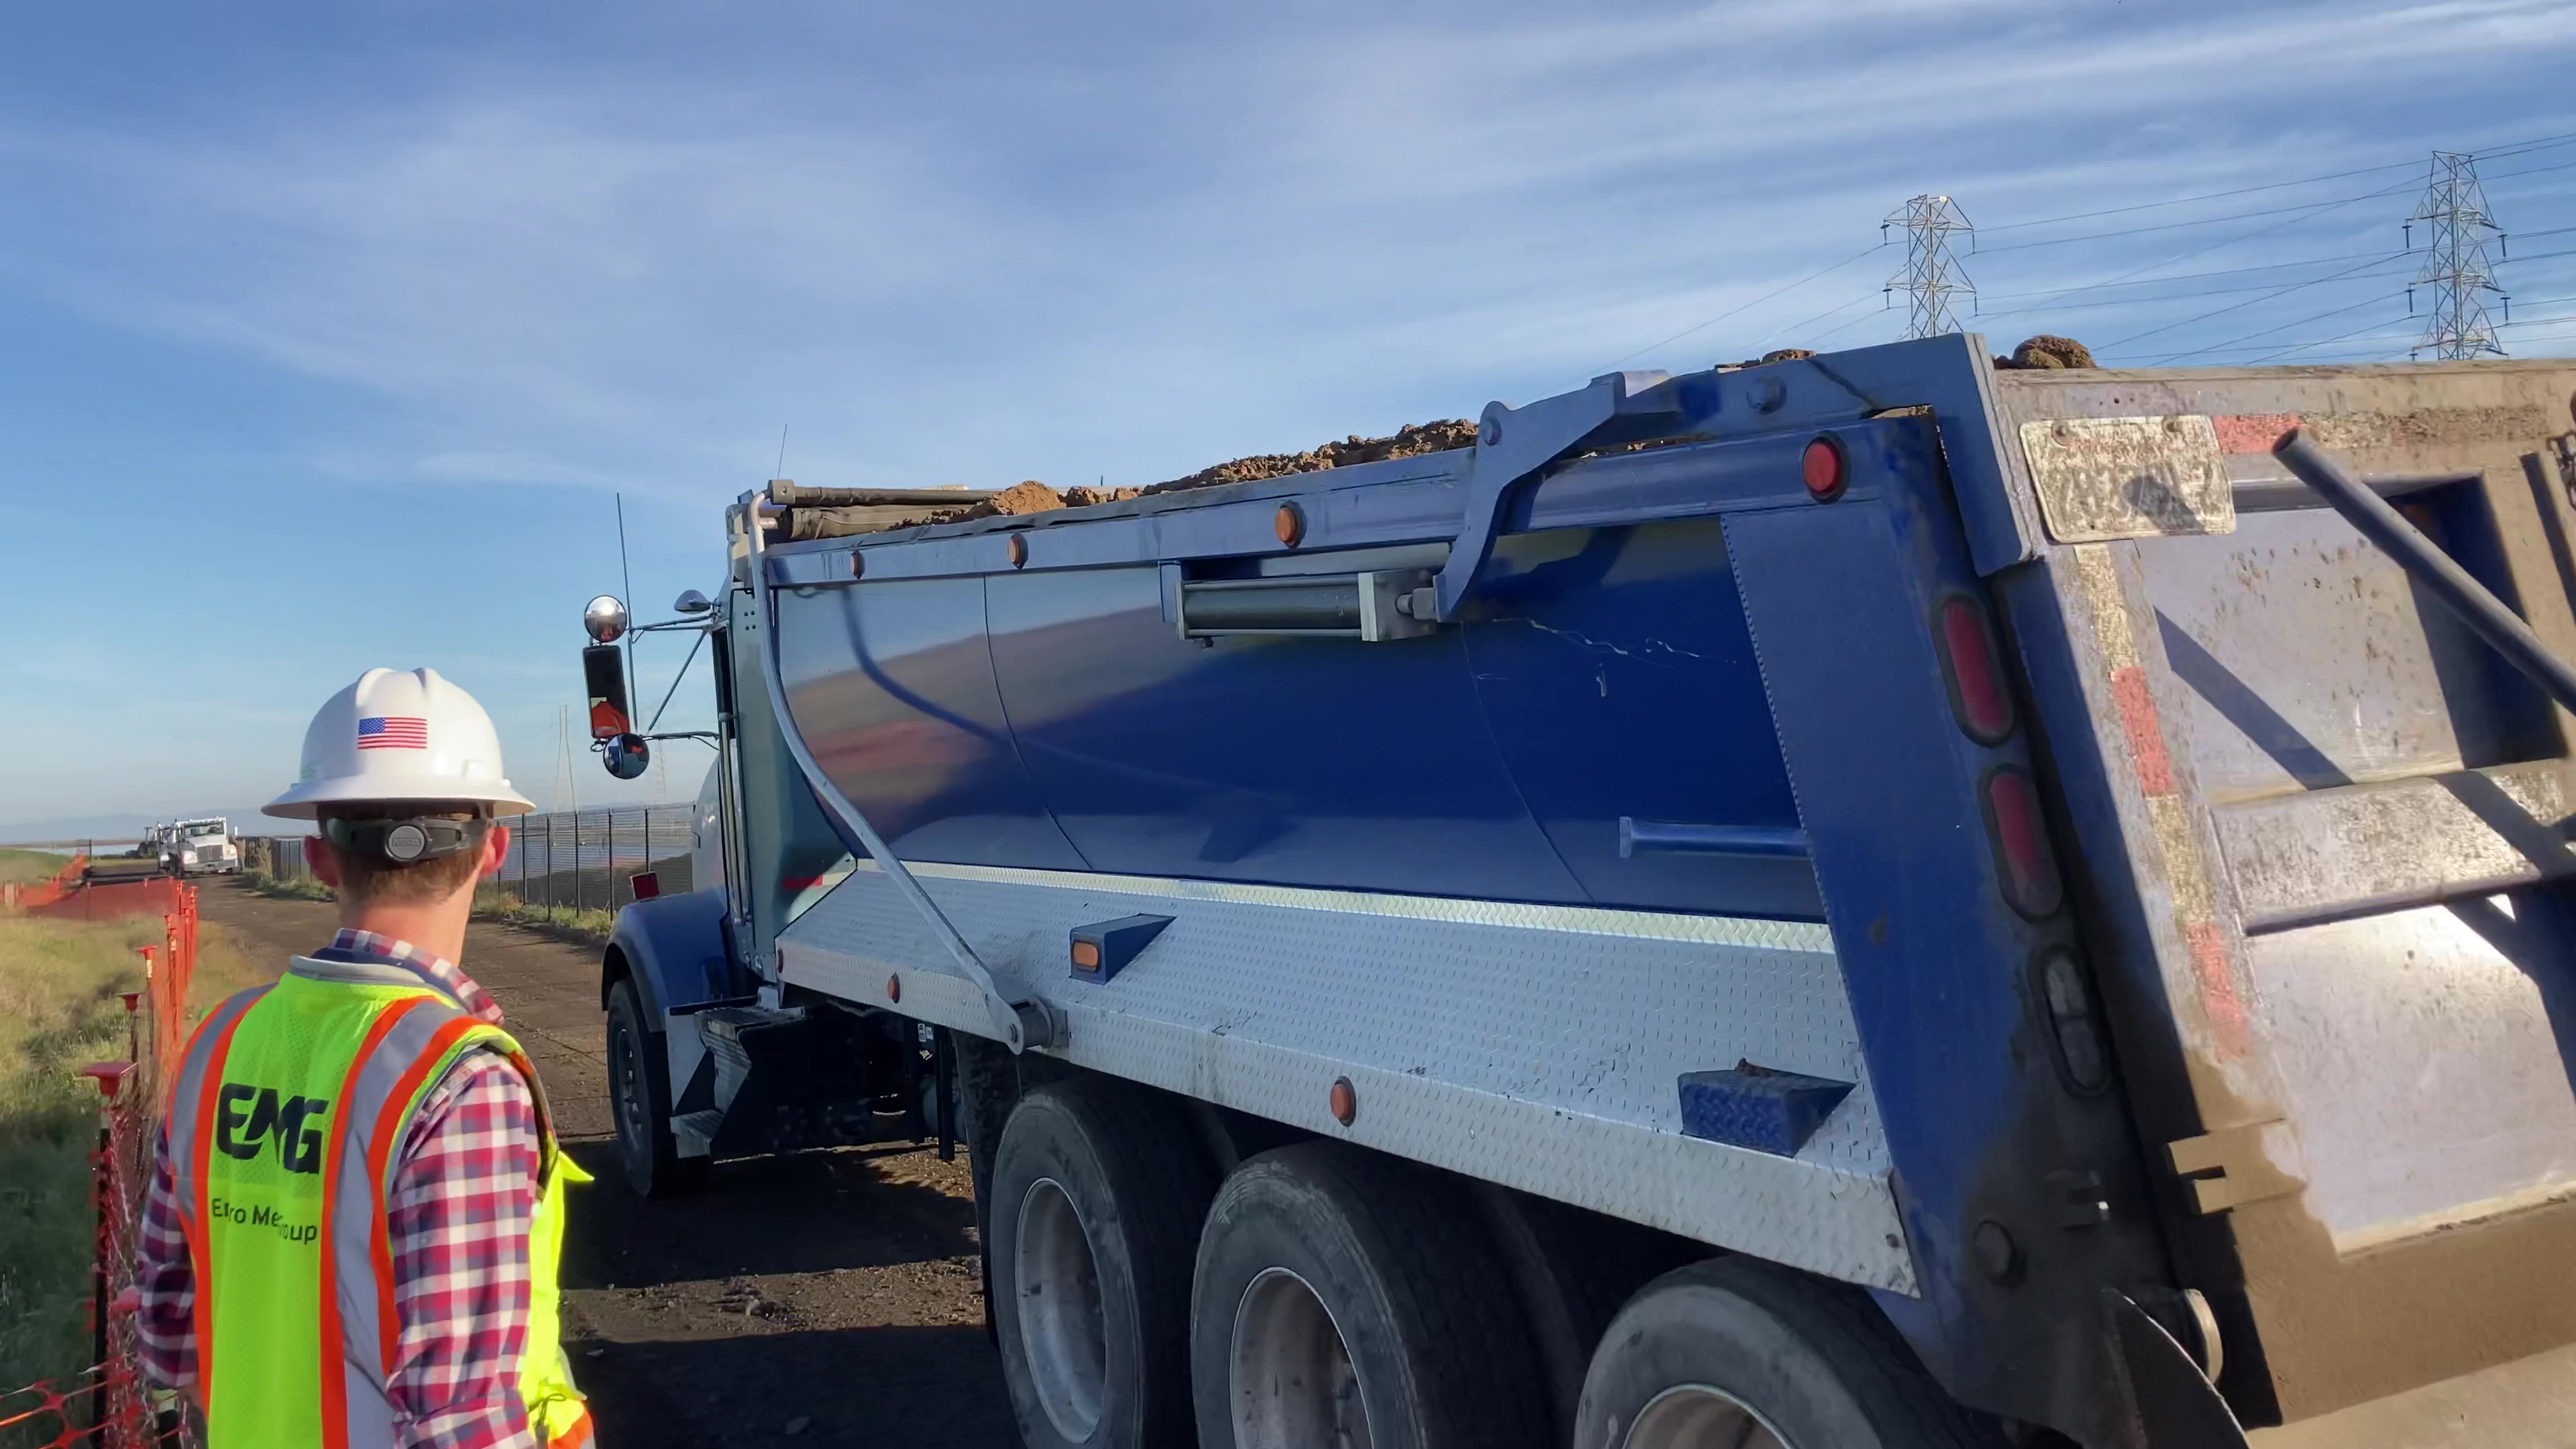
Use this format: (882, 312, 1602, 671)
(847, 857, 1835, 953)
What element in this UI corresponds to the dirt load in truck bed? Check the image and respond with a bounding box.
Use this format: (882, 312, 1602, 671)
(775, 337, 2094, 541)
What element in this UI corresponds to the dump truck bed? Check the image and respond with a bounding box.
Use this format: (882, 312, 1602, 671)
(743, 341, 2576, 1441)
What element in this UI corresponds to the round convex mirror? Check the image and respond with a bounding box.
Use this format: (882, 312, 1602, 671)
(584, 594, 631, 643)
(604, 732, 651, 780)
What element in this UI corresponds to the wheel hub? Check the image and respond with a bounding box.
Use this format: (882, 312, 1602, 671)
(1229, 1266, 1372, 1449)
(1620, 1384, 1792, 1449)
(1014, 1177, 1108, 1441)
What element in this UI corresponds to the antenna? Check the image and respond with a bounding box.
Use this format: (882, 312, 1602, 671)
(614, 491, 639, 717)
(775, 424, 790, 480)
(2408, 152, 2506, 360)
(1884, 195, 1978, 339)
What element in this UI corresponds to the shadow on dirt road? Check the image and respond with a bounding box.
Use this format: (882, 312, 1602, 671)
(195, 882, 1022, 1449)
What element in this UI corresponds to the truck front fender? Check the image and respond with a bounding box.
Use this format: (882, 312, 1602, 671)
(604, 888, 741, 1026)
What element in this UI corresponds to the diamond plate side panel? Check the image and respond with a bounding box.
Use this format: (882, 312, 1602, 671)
(780, 862, 1914, 1291)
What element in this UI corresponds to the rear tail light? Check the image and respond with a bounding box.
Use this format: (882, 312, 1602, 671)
(2037, 948, 2110, 1092)
(1801, 435, 1847, 501)
(629, 871, 661, 901)
(1936, 596, 2016, 743)
(1982, 767, 2064, 919)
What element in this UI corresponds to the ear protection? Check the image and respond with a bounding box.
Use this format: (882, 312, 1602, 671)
(325, 816, 488, 865)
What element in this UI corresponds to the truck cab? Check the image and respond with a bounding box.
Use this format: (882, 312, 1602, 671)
(168, 817, 238, 876)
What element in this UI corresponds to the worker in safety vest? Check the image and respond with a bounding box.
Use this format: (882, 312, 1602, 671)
(136, 667, 594, 1448)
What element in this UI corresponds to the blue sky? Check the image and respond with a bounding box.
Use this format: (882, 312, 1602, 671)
(5, 0, 2575, 834)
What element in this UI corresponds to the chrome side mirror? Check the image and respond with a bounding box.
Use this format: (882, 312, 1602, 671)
(583, 594, 630, 643)
(672, 588, 712, 614)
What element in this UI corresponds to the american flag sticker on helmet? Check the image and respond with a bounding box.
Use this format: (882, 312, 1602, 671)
(357, 716, 428, 749)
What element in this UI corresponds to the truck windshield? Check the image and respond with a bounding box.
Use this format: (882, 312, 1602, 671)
(182, 823, 225, 837)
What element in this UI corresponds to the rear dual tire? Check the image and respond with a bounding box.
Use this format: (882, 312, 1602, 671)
(1191, 1143, 1548, 1449)
(989, 1080, 1215, 1449)
(1576, 1259, 2004, 1449)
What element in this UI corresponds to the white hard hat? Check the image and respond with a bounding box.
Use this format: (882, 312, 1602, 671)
(264, 667, 536, 820)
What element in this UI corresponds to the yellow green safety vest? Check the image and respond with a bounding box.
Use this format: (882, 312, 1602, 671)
(166, 957, 595, 1448)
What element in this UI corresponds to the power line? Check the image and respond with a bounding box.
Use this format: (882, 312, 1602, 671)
(1980, 258, 2416, 319)
(2480, 157, 2576, 184)
(2409, 152, 2507, 359)
(2099, 251, 2408, 353)
(1805, 305, 1894, 347)
(1607, 244, 1887, 367)
(1885, 195, 1976, 338)
(1976, 251, 2394, 305)
(1997, 180, 2418, 319)
(2475, 132, 2576, 162)
(1976, 191, 2404, 254)
(1968, 129, 2576, 236)
(2193, 299, 2576, 366)
(2145, 288, 2408, 365)
(1748, 290, 1881, 353)
(2243, 318, 2417, 364)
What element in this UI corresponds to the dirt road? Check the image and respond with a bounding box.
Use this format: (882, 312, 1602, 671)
(195, 883, 1021, 1449)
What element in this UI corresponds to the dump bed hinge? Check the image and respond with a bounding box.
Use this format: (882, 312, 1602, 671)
(1432, 369, 1690, 621)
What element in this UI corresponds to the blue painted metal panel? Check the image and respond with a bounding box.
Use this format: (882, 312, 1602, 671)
(1466, 516, 1823, 918)
(1723, 415, 2165, 1442)
(984, 566, 1585, 900)
(608, 887, 743, 1019)
(1678, 1063, 1855, 1156)
(772, 578, 1087, 869)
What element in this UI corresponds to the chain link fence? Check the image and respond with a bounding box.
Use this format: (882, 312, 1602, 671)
(495, 806, 696, 911)
(242, 806, 696, 910)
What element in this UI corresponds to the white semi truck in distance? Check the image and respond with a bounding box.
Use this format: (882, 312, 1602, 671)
(165, 817, 239, 876)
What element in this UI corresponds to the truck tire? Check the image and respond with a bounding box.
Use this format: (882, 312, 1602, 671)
(1574, 1258, 2004, 1449)
(1474, 1184, 1690, 1446)
(1191, 1143, 1548, 1449)
(989, 1079, 1214, 1449)
(606, 978, 706, 1199)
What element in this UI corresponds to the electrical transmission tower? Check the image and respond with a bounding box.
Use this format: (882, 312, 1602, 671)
(2407, 152, 2507, 360)
(1884, 195, 1977, 339)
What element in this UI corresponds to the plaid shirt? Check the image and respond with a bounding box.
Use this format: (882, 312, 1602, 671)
(136, 930, 545, 1449)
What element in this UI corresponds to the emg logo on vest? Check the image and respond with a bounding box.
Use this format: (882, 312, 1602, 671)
(215, 1084, 330, 1174)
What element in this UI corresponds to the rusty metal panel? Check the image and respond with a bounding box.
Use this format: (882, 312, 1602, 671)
(2021, 414, 2235, 542)
(2015, 360, 2576, 1425)
(2215, 761, 2576, 932)
(2135, 508, 2485, 800)
(2240, 901, 2576, 1247)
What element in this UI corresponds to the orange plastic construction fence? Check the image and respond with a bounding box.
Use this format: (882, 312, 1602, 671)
(1, 853, 88, 912)
(4, 885, 201, 1449)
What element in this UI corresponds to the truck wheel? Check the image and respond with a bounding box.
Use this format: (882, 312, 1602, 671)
(1191, 1143, 1547, 1449)
(606, 978, 705, 1199)
(1575, 1259, 2002, 1449)
(989, 1079, 1214, 1449)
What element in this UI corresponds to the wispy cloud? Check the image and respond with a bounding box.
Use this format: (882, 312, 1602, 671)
(2, 0, 2571, 823)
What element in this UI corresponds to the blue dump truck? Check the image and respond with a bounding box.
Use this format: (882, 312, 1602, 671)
(580, 335, 2576, 1449)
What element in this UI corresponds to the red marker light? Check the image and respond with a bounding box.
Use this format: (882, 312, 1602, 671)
(1937, 596, 2016, 744)
(1802, 435, 1847, 501)
(1983, 767, 2064, 920)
